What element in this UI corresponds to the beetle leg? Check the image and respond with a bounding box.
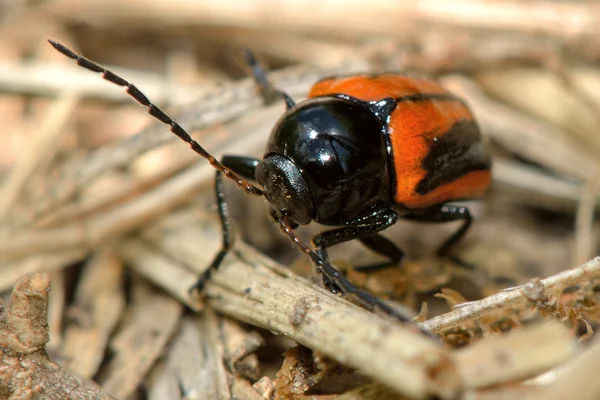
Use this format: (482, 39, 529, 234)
(191, 155, 262, 293)
(241, 49, 295, 109)
(277, 215, 420, 326)
(311, 209, 399, 289)
(405, 204, 473, 258)
(355, 234, 404, 272)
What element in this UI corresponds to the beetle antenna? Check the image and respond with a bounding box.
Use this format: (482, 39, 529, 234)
(240, 48, 295, 109)
(48, 39, 264, 196)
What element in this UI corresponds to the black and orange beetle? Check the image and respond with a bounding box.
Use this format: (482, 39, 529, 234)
(49, 40, 492, 323)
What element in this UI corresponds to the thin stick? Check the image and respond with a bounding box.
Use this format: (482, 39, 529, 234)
(0, 92, 79, 220)
(0, 249, 87, 293)
(537, 337, 600, 400)
(0, 112, 273, 262)
(119, 218, 458, 399)
(492, 157, 594, 212)
(47, 0, 598, 44)
(122, 208, 579, 397)
(421, 257, 600, 334)
(453, 322, 575, 389)
(574, 165, 600, 264)
(60, 249, 125, 379)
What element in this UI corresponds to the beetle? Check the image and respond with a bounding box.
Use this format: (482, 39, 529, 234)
(49, 40, 491, 323)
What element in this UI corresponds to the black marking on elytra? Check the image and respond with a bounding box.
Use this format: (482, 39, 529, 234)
(415, 119, 491, 195)
(395, 92, 466, 104)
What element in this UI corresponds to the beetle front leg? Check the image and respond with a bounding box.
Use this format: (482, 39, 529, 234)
(277, 214, 416, 324)
(312, 209, 399, 291)
(191, 155, 261, 293)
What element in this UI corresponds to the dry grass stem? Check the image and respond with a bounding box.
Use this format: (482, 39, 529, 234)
(59, 249, 125, 379)
(46, 0, 598, 43)
(98, 277, 183, 399)
(453, 322, 575, 389)
(0, 249, 87, 293)
(537, 337, 600, 400)
(421, 257, 600, 334)
(119, 216, 458, 399)
(0, 92, 79, 220)
(574, 166, 600, 264)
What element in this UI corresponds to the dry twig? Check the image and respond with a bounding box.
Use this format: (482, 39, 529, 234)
(98, 277, 182, 399)
(59, 249, 125, 379)
(0, 273, 115, 399)
(421, 257, 600, 334)
(117, 208, 580, 398)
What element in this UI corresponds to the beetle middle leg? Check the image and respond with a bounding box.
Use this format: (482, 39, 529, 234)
(404, 204, 473, 265)
(355, 234, 404, 272)
(191, 155, 261, 292)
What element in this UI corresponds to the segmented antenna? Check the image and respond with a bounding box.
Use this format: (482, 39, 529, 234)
(48, 39, 264, 196)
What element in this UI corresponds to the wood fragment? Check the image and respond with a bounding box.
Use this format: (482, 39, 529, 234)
(46, 270, 65, 355)
(99, 276, 183, 399)
(59, 248, 125, 379)
(453, 321, 576, 389)
(0, 273, 115, 399)
(574, 165, 600, 264)
(165, 311, 231, 400)
(220, 317, 264, 380)
(536, 336, 600, 400)
(146, 361, 182, 400)
(252, 377, 275, 399)
(230, 375, 266, 400)
(0, 92, 79, 220)
(0, 249, 87, 293)
(122, 211, 460, 399)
